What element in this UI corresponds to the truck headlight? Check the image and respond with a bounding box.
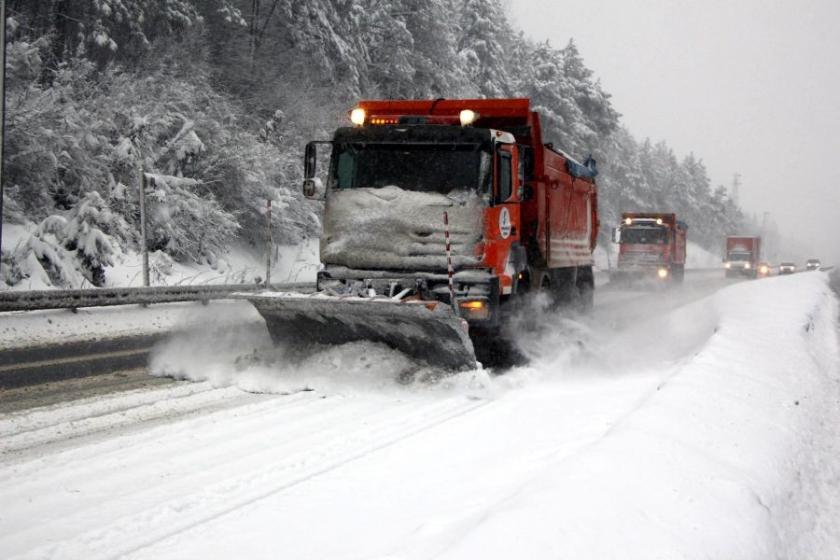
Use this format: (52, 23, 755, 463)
(459, 109, 478, 126)
(744, 262, 751, 269)
(350, 107, 366, 126)
(657, 268, 669, 279)
(725, 262, 731, 269)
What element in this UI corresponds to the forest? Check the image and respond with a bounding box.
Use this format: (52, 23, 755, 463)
(2, 0, 746, 287)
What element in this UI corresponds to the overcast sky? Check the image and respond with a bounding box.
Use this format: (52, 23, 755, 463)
(509, 0, 840, 263)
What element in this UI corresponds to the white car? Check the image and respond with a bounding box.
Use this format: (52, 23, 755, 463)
(806, 259, 821, 271)
(779, 262, 796, 274)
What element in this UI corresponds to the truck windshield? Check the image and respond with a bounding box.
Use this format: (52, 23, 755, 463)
(620, 227, 668, 244)
(332, 144, 490, 195)
(728, 251, 752, 261)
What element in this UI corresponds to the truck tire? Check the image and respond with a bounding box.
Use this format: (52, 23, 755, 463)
(672, 264, 685, 284)
(549, 267, 577, 308)
(575, 266, 594, 312)
(470, 327, 525, 369)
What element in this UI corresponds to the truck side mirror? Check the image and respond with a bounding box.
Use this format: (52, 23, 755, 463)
(304, 141, 317, 180)
(611, 227, 621, 243)
(302, 141, 330, 199)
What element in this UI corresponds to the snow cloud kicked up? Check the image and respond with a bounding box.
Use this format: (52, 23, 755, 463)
(148, 305, 493, 397)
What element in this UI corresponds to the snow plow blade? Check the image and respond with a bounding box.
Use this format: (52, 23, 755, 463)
(240, 292, 477, 371)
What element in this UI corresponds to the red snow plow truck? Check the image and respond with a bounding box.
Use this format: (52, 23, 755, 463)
(242, 98, 599, 370)
(611, 213, 687, 283)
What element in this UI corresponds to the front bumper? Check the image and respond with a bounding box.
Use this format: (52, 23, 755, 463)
(317, 267, 502, 328)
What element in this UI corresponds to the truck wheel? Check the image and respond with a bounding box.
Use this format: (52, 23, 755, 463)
(549, 268, 577, 308)
(575, 266, 594, 312)
(471, 327, 526, 369)
(672, 264, 685, 284)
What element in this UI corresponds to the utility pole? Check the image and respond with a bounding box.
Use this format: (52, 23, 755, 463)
(265, 199, 272, 288)
(0, 0, 7, 258)
(138, 170, 150, 287)
(731, 173, 741, 206)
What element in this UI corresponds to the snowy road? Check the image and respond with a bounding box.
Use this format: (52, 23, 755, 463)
(1, 271, 839, 559)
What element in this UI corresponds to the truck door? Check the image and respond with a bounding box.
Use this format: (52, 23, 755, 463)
(484, 144, 521, 294)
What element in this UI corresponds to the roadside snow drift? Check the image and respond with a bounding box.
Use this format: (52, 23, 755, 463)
(439, 273, 840, 560)
(1, 273, 838, 560)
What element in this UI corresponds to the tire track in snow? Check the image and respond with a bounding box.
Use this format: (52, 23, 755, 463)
(1, 391, 490, 560)
(0, 381, 220, 438)
(0, 382, 272, 455)
(0, 386, 328, 487)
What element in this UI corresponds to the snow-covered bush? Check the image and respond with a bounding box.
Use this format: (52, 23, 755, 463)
(145, 174, 238, 263)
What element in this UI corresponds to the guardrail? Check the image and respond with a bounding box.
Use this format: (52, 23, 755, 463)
(0, 283, 316, 313)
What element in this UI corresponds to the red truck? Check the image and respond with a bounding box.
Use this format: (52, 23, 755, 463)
(724, 236, 761, 278)
(244, 98, 599, 369)
(611, 212, 687, 283)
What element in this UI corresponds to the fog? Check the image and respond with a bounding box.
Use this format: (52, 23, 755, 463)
(509, 0, 840, 266)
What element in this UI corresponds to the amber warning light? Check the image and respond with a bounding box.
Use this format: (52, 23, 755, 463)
(459, 299, 489, 319)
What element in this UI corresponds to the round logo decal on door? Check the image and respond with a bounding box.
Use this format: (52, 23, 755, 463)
(499, 207, 512, 239)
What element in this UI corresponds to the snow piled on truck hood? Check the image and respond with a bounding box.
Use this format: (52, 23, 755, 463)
(321, 185, 484, 271)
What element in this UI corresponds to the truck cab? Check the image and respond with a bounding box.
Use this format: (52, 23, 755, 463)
(724, 236, 761, 278)
(612, 213, 687, 283)
(302, 99, 598, 330)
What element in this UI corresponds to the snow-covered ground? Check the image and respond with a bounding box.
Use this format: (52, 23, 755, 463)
(1, 273, 839, 559)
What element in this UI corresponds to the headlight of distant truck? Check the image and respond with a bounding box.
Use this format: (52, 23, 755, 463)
(725, 262, 732, 269)
(744, 262, 751, 269)
(657, 268, 669, 279)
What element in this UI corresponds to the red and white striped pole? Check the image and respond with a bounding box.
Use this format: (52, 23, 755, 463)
(444, 211, 456, 311)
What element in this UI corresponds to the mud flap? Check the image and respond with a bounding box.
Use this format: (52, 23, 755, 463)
(239, 292, 477, 371)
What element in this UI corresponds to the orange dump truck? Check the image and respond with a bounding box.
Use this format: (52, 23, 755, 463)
(611, 213, 687, 283)
(243, 98, 599, 369)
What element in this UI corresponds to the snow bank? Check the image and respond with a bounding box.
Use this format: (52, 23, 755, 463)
(686, 240, 722, 268)
(440, 272, 840, 559)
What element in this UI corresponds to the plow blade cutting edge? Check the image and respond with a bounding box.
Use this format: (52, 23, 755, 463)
(239, 292, 478, 371)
